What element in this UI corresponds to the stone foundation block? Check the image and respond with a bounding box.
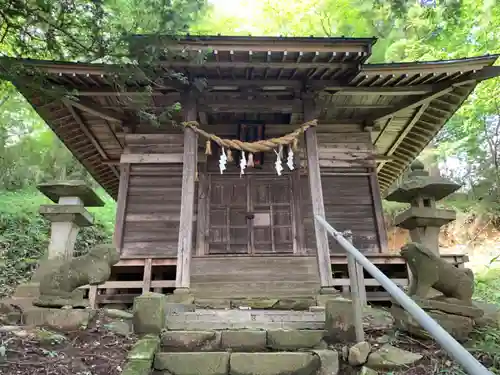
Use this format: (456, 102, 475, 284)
(267, 329, 325, 350)
(220, 330, 267, 351)
(366, 344, 422, 370)
(13, 283, 40, 298)
(166, 289, 195, 305)
(316, 294, 341, 308)
(154, 352, 229, 375)
(195, 298, 232, 309)
(23, 307, 96, 331)
(231, 298, 279, 309)
(121, 359, 152, 375)
(273, 298, 315, 310)
(312, 349, 339, 375)
(165, 302, 196, 316)
(161, 330, 220, 351)
(391, 305, 474, 341)
(104, 308, 133, 320)
(325, 298, 355, 343)
(133, 292, 167, 335)
(128, 335, 160, 361)
(229, 352, 320, 375)
(0, 301, 22, 324)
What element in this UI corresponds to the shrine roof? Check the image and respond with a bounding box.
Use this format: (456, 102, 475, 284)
(1, 35, 499, 197)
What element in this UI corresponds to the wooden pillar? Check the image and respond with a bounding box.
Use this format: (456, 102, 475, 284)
(114, 163, 131, 252)
(303, 94, 334, 290)
(196, 164, 209, 256)
(175, 91, 198, 290)
(369, 170, 389, 252)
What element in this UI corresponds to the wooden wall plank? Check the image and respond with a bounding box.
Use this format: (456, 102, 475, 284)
(301, 171, 381, 255)
(191, 256, 320, 298)
(120, 153, 183, 164)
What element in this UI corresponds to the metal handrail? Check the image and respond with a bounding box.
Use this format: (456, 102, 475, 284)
(315, 215, 492, 375)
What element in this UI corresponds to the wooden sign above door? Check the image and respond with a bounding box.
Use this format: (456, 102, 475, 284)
(237, 122, 266, 167)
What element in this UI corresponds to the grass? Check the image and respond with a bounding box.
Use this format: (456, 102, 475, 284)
(0, 187, 116, 232)
(475, 267, 500, 305)
(468, 267, 500, 374)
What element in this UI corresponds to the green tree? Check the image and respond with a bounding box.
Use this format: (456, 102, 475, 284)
(0, 0, 208, 190)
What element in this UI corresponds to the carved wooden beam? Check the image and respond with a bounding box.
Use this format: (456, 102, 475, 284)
(161, 60, 356, 70)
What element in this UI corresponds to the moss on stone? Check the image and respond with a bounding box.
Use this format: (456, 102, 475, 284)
(121, 359, 152, 375)
(128, 336, 160, 361)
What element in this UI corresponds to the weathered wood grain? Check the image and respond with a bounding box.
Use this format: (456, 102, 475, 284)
(190, 256, 320, 298)
(301, 172, 380, 254)
(121, 161, 198, 258)
(304, 98, 333, 289)
(114, 163, 130, 252)
(175, 93, 198, 289)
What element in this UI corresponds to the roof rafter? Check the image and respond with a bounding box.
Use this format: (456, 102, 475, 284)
(67, 97, 125, 123)
(375, 104, 429, 158)
(62, 100, 120, 179)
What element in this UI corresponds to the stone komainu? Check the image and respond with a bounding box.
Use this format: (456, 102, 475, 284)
(34, 244, 120, 308)
(401, 242, 474, 303)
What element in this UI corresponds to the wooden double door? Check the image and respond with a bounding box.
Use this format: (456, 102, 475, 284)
(206, 174, 297, 255)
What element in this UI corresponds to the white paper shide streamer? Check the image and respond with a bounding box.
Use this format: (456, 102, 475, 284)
(240, 151, 247, 176)
(274, 145, 283, 176)
(287, 146, 294, 171)
(219, 148, 227, 174)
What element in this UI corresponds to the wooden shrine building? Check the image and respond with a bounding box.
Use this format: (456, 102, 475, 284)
(3, 35, 500, 305)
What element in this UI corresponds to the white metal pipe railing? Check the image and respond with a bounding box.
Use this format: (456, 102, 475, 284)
(315, 215, 492, 375)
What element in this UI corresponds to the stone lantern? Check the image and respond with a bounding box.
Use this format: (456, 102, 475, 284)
(37, 180, 104, 259)
(385, 160, 461, 256)
(8, 180, 104, 305)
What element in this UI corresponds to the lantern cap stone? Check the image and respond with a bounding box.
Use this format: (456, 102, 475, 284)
(37, 180, 105, 207)
(385, 162, 461, 203)
(411, 160, 425, 171)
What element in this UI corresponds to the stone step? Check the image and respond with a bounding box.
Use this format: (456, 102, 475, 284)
(160, 329, 327, 352)
(154, 350, 339, 375)
(166, 309, 325, 330)
(164, 307, 394, 332)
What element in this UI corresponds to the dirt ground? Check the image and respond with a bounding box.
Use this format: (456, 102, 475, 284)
(331, 324, 499, 375)
(0, 312, 137, 375)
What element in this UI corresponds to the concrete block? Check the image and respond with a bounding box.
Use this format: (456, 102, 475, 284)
(267, 329, 325, 350)
(220, 330, 267, 351)
(23, 307, 96, 331)
(229, 352, 319, 375)
(154, 352, 229, 375)
(325, 298, 356, 343)
(161, 330, 220, 351)
(133, 292, 167, 334)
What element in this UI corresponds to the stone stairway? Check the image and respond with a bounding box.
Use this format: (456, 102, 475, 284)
(152, 309, 339, 375)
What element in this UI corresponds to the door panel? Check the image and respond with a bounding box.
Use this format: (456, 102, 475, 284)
(208, 176, 249, 254)
(207, 174, 295, 255)
(250, 176, 294, 254)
